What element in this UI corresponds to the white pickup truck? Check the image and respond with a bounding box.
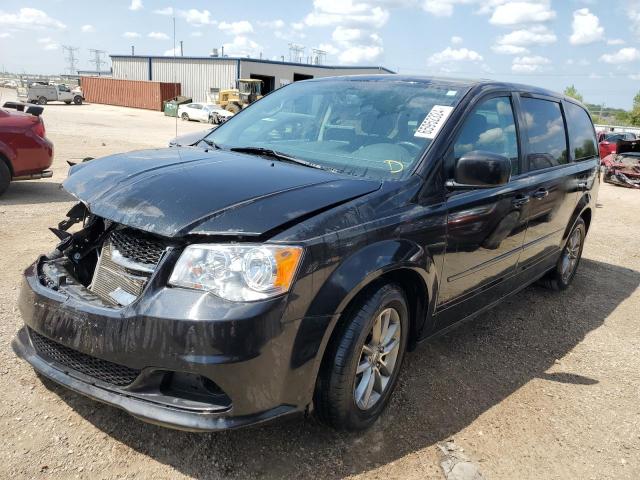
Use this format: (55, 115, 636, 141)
(27, 83, 84, 105)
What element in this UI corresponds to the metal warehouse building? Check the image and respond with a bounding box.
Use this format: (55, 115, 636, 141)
(110, 55, 394, 103)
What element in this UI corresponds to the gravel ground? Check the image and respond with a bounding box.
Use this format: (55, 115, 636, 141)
(1, 88, 639, 480)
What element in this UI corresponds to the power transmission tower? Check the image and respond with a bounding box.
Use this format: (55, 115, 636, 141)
(62, 45, 79, 75)
(89, 49, 107, 73)
(288, 43, 305, 63)
(311, 48, 327, 65)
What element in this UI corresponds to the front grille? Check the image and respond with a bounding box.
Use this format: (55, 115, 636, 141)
(110, 229, 166, 268)
(89, 229, 167, 307)
(89, 242, 148, 305)
(29, 329, 141, 387)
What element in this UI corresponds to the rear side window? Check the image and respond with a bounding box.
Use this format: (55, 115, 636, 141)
(565, 102, 597, 161)
(521, 98, 568, 171)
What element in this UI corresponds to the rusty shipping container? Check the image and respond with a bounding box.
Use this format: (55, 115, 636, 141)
(80, 77, 181, 111)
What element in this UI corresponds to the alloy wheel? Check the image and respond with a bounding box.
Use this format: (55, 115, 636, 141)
(354, 307, 402, 410)
(560, 227, 582, 283)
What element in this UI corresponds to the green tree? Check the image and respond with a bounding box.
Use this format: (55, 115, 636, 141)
(634, 91, 640, 110)
(564, 85, 584, 103)
(629, 107, 640, 127)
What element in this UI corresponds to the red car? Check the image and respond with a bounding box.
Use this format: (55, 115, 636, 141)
(597, 131, 636, 159)
(601, 139, 640, 188)
(0, 101, 53, 196)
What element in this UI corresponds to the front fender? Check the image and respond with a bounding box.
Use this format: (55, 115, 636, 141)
(307, 238, 436, 324)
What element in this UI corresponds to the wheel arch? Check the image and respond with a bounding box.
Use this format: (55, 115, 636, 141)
(0, 148, 15, 177)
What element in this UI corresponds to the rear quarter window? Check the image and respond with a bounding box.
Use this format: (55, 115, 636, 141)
(565, 102, 597, 161)
(521, 97, 568, 171)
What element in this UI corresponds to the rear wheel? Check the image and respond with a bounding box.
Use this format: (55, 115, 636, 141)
(314, 283, 409, 431)
(64, 100, 72, 105)
(0, 161, 11, 197)
(73, 96, 83, 105)
(38, 96, 47, 105)
(541, 218, 586, 291)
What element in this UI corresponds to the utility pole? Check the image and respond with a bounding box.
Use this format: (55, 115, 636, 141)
(61, 45, 79, 75)
(89, 49, 107, 73)
(179, 40, 183, 56)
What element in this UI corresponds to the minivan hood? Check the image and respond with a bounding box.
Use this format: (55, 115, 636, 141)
(63, 148, 381, 238)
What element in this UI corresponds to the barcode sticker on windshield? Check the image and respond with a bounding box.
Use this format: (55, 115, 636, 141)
(415, 105, 454, 139)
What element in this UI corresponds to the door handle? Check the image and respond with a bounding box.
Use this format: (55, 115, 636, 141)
(532, 188, 549, 200)
(577, 181, 588, 191)
(512, 195, 530, 207)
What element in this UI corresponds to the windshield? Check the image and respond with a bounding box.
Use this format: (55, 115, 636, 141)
(205, 79, 468, 180)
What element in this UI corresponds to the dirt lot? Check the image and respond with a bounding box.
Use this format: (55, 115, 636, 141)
(1, 88, 639, 480)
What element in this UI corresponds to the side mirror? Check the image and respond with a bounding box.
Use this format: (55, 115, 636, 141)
(447, 151, 511, 189)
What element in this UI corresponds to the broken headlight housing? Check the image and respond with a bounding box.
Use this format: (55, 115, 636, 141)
(168, 244, 303, 302)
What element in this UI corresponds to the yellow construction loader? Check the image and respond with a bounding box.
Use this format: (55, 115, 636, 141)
(218, 79, 263, 113)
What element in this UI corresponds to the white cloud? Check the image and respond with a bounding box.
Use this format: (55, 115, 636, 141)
(318, 43, 339, 55)
(38, 37, 59, 51)
(222, 36, 262, 57)
(304, 1, 390, 28)
(123, 31, 141, 38)
(154, 7, 173, 15)
(129, 0, 143, 11)
(292, 22, 305, 30)
(569, 8, 604, 45)
(81, 24, 94, 33)
(629, 1, 640, 37)
(191, 31, 203, 37)
(629, 73, 640, 80)
(422, 0, 477, 17)
(607, 38, 625, 45)
(428, 47, 483, 65)
(257, 19, 285, 29)
(599, 47, 640, 64)
(0, 7, 66, 30)
(496, 25, 556, 47)
(492, 44, 529, 55)
(512, 55, 550, 72)
(219, 21, 253, 35)
(164, 47, 180, 56)
(178, 9, 215, 26)
(333, 26, 363, 44)
(490, 1, 555, 25)
(148, 32, 169, 40)
(451, 35, 463, 45)
(0, 32, 11, 38)
(340, 45, 383, 64)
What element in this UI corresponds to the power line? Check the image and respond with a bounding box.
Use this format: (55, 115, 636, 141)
(61, 45, 79, 75)
(88, 49, 107, 73)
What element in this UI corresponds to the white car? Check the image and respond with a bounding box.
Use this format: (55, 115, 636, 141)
(178, 103, 234, 124)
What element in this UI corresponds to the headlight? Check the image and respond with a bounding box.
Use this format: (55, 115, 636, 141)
(168, 244, 303, 302)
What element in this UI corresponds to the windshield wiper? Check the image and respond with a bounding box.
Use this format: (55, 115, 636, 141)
(230, 146, 325, 170)
(201, 138, 221, 149)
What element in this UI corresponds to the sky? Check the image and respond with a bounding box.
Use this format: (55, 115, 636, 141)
(1, 1, 640, 108)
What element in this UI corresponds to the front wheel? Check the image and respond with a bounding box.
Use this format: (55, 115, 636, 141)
(181, 113, 189, 121)
(0, 161, 11, 197)
(73, 96, 83, 105)
(314, 283, 409, 431)
(541, 217, 586, 291)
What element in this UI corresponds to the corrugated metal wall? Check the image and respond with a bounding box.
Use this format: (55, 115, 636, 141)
(150, 58, 237, 102)
(112, 57, 150, 80)
(81, 77, 180, 110)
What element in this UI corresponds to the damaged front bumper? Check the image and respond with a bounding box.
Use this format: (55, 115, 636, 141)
(12, 259, 330, 432)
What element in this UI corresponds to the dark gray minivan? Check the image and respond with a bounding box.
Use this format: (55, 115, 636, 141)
(13, 76, 599, 432)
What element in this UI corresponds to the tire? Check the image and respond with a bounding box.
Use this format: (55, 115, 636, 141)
(38, 96, 47, 105)
(64, 100, 72, 105)
(73, 96, 83, 105)
(0, 161, 11, 197)
(226, 103, 241, 114)
(540, 217, 586, 291)
(314, 283, 409, 431)
(181, 113, 189, 121)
